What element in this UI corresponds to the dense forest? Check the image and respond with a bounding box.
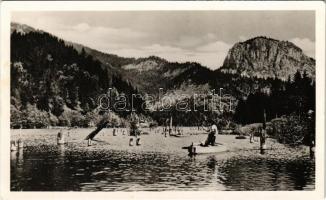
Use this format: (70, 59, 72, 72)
(234, 70, 315, 124)
(10, 31, 145, 128)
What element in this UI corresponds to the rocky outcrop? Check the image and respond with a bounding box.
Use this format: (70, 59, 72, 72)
(220, 36, 315, 80)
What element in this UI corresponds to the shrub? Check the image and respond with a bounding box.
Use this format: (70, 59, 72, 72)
(69, 110, 87, 127)
(58, 109, 87, 127)
(85, 111, 102, 127)
(48, 112, 59, 126)
(58, 111, 71, 127)
(21, 103, 50, 128)
(270, 114, 313, 146)
(10, 105, 22, 128)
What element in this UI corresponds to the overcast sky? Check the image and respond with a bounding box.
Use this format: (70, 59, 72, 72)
(12, 11, 315, 70)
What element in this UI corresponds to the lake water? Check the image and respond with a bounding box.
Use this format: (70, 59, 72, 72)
(11, 144, 314, 191)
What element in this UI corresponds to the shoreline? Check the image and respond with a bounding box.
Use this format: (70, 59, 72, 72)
(10, 128, 312, 160)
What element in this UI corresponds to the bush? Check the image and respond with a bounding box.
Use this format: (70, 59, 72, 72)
(58, 109, 87, 127)
(69, 110, 87, 127)
(58, 111, 71, 127)
(270, 117, 287, 138)
(52, 96, 65, 116)
(270, 114, 313, 146)
(85, 111, 102, 127)
(10, 105, 22, 128)
(236, 123, 262, 136)
(48, 112, 59, 126)
(21, 103, 50, 128)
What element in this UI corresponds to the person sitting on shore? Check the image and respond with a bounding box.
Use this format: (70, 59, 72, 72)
(201, 125, 218, 147)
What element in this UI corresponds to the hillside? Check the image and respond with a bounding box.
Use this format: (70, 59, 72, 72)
(10, 28, 146, 128)
(11, 22, 42, 35)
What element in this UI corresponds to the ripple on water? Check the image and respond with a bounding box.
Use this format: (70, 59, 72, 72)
(11, 143, 315, 191)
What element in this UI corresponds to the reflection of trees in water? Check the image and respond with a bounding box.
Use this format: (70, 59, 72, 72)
(11, 145, 80, 191)
(10, 149, 24, 190)
(206, 156, 216, 172)
(12, 149, 223, 191)
(11, 149, 24, 165)
(11, 147, 314, 191)
(284, 159, 315, 190)
(10, 151, 17, 166)
(217, 157, 315, 190)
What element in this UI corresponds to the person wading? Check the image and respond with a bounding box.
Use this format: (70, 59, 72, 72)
(129, 121, 141, 146)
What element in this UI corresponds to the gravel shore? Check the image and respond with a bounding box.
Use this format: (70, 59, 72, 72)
(11, 128, 311, 160)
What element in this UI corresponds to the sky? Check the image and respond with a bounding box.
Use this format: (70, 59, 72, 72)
(12, 11, 315, 70)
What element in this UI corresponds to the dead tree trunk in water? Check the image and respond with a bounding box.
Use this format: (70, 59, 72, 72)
(169, 116, 173, 136)
(85, 121, 109, 140)
(260, 109, 267, 154)
(308, 110, 315, 159)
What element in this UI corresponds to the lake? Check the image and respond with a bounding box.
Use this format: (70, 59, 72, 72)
(10, 128, 315, 191)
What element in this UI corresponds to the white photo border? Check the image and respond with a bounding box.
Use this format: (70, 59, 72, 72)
(0, 1, 325, 200)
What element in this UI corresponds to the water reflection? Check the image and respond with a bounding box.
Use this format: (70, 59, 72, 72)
(10, 151, 17, 166)
(11, 149, 24, 166)
(10, 146, 314, 191)
(58, 144, 65, 163)
(11, 149, 24, 191)
(217, 157, 315, 191)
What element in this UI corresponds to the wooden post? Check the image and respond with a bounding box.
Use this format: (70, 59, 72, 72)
(250, 131, 254, 143)
(57, 130, 65, 145)
(310, 141, 315, 159)
(10, 140, 18, 152)
(164, 127, 167, 137)
(308, 110, 315, 159)
(87, 139, 92, 146)
(18, 148, 24, 163)
(136, 138, 141, 146)
(18, 139, 24, 149)
(169, 116, 173, 136)
(260, 109, 267, 154)
(129, 138, 134, 146)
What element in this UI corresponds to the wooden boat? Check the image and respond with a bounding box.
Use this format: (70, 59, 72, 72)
(183, 143, 227, 155)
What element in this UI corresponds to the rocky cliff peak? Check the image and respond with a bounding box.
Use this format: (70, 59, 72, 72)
(219, 36, 315, 80)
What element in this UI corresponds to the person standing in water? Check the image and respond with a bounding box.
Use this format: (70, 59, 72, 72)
(129, 121, 141, 146)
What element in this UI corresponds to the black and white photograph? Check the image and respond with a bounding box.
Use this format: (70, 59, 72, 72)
(0, 1, 325, 199)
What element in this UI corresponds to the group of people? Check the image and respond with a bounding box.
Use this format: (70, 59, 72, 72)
(117, 121, 219, 148)
(58, 119, 219, 147)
